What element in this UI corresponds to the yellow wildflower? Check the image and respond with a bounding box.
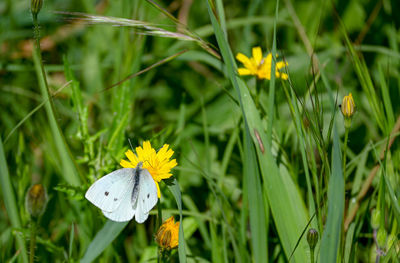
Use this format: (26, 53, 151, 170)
(120, 141, 177, 198)
(155, 216, 180, 249)
(236, 46, 288, 80)
(341, 93, 355, 118)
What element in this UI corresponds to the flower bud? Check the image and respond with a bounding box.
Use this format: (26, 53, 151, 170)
(377, 228, 387, 248)
(307, 228, 319, 250)
(387, 234, 396, 250)
(371, 209, 381, 229)
(341, 93, 355, 118)
(25, 184, 48, 219)
(155, 216, 180, 250)
(31, 0, 43, 16)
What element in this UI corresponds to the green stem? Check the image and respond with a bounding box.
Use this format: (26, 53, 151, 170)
(0, 139, 29, 263)
(255, 78, 262, 110)
(29, 221, 37, 263)
(157, 202, 163, 263)
(157, 201, 163, 228)
(342, 127, 349, 178)
(266, 0, 279, 147)
(31, 13, 82, 185)
(310, 248, 314, 263)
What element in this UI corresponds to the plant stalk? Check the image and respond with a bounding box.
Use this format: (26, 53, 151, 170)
(31, 14, 81, 185)
(342, 127, 350, 178)
(29, 221, 37, 263)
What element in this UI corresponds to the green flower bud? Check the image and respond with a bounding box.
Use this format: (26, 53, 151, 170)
(371, 209, 381, 229)
(377, 228, 387, 248)
(307, 228, 319, 250)
(387, 234, 396, 250)
(31, 0, 43, 16)
(25, 184, 47, 219)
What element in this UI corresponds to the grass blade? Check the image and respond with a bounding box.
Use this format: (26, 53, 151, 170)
(0, 138, 28, 263)
(319, 127, 344, 262)
(266, 0, 278, 145)
(32, 36, 81, 186)
(167, 178, 187, 263)
(81, 220, 128, 263)
(244, 129, 268, 263)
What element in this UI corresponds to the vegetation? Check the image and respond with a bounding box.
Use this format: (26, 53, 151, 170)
(1, 0, 399, 262)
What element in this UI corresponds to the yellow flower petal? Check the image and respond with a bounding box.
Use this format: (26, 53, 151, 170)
(276, 61, 288, 69)
(120, 159, 135, 168)
(238, 68, 252, 75)
(236, 53, 256, 73)
(155, 216, 180, 249)
(276, 72, 289, 80)
(155, 181, 161, 198)
(236, 53, 250, 64)
(265, 53, 272, 64)
(125, 150, 139, 165)
(252, 46, 263, 66)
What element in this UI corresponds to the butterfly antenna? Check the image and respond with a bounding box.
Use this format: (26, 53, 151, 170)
(143, 160, 154, 168)
(128, 138, 135, 152)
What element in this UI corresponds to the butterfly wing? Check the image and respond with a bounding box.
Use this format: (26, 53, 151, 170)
(85, 168, 135, 212)
(102, 188, 136, 222)
(134, 169, 158, 223)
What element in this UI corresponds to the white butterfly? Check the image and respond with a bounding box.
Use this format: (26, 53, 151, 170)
(85, 162, 158, 223)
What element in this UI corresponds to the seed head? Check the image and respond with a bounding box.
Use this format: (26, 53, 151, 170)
(25, 184, 48, 219)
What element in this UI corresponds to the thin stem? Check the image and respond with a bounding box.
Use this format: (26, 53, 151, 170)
(157, 202, 162, 263)
(31, 12, 82, 185)
(157, 200, 163, 228)
(29, 220, 37, 263)
(310, 248, 314, 263)
(342, 127, 349, 178)
(32, 15, 46, 88)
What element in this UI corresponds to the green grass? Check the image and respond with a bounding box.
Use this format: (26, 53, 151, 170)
(1, 0, 400, 262)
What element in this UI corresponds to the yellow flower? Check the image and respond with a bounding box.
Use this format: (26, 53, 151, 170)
(120, 141, 177, 198)
(236, 46, 288, 80)
(155, 216, 180, 249)
(341, 93, 355, 118)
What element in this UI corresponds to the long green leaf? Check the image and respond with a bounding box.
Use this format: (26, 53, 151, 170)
(31, 19, 81, 186)
(167, 178, 187, 263)
(205, 2, 309, 262)
(266, 0, 278, 145)
(320, 128, 344, 262)
(244, 129, 268, 263)
(81, 220, 128, 263)
(32, 42, 81, 186)
(0, 138, 29, 263)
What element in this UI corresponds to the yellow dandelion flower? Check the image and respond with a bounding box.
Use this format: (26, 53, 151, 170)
(155, 216, 180, 250)
(236, 46, 288, 80)
(120, 141, 177, 198)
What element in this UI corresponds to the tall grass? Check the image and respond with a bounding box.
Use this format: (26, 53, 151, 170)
(0, 0, 399, 262)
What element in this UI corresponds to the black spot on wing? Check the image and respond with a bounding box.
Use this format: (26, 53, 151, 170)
(114, 198, 118, 201)
(105, 191, 109, 196)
